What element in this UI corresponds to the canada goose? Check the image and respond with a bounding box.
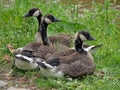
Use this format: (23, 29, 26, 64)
(23, 8, 43, 43)
(14, 14, 64, 70)
(23, 8, 72, 47)
(38, 31, 96, 78)
(14, 8, 43, 55)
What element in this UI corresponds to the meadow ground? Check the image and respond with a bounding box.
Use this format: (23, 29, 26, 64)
(0, 0, 120, 90)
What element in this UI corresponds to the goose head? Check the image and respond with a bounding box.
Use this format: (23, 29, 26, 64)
(43, 14, 61, 24)
(23, 8, 42, 18)
(75, 31, 96, 41)
(75, 31, 95, 54)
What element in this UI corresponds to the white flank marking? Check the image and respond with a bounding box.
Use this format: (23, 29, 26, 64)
(42, 62, 53, 69)
(15, 54, 33, 62)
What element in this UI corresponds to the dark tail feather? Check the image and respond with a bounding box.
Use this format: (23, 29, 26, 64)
(47, 58, 60, 66)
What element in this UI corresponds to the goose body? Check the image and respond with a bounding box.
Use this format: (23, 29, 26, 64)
(14, 45, 54, 70)
(38, 31, 96, 78)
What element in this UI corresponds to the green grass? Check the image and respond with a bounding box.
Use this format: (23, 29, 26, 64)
(0, 0, 120, 90)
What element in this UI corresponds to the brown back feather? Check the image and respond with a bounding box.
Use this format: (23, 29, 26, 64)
(58, 53, 95, 77)
(48, 34, 72, 47)
(47, 49, 75, 60)
(32, 45, 55, 59)
(59, 61, 95, 78)
(23, 42, 42, 51)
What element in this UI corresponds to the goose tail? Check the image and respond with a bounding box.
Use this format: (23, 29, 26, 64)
(84, 44, 103, 54)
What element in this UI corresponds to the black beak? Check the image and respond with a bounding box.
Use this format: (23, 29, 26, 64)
(54, 18, 62, 22)
(22, 13, 30, 18)
(88, 37, 96, 40)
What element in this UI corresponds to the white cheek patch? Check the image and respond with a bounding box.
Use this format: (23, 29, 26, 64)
(44, 18, 52, 24)
(80, 34, 87, 41)
(33, 10, 40, 17)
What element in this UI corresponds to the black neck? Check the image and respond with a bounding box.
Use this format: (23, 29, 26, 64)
(75, 37, 87, 54)
(40, 21, 50, 46)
